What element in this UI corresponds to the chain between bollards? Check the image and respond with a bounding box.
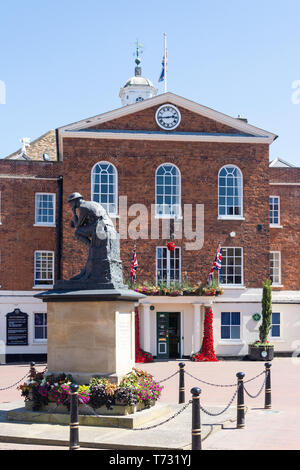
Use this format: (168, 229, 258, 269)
(191, 387, 202, 450)
(264, 362, 272, 409)
(69, 384, 80, 450)
(179, 363, 185, 404)
(236, 372, 245, 429)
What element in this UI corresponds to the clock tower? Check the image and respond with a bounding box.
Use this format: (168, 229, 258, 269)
(119, 41, 158, 106)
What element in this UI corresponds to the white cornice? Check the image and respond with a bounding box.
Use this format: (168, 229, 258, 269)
(59, 130, 274, 144)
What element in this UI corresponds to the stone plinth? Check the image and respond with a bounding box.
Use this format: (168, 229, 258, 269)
(35, 288, 145, 384)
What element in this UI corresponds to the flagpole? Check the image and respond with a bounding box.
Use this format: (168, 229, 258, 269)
(164, 32, 167, 93)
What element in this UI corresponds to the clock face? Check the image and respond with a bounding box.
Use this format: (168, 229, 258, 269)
(155, 104, 181, 130)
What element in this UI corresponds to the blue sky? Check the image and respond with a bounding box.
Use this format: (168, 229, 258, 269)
(0, 0, 300, 164)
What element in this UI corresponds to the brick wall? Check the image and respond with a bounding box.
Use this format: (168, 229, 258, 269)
(0, 160, 62, 290)
(88, 104, 247, 135)
(61, 137, 270, 287)
(270, 168, 300, 290)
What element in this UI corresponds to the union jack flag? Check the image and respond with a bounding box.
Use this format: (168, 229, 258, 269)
(207, 244, 222, 285)
(130, 244, 138, 283)
(158, 51, 167, 82)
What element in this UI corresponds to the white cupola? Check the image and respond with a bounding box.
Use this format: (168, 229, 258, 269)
(119, 43, 157, 106)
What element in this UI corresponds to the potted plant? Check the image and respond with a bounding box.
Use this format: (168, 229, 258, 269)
(248, 279, 274, 361)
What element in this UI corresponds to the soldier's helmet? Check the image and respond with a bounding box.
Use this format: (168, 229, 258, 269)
(67, 192, 83, 203)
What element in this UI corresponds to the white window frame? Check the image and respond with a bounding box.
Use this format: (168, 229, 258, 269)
(218, 165, 244, 220)
(33, 312, 47, 343)
(269, 195, 282, 227)
(33, 251, 54, 288)
(270, 251, 282, 286)
(270, 312, 281, 339)
(155, 163, 181, 219)
(34, 193, 56, 226)
(91, 161, 118, 217)
(220, 247, 244, 287)
(220, 312, 241, 340)
(156, 246, 181, 285)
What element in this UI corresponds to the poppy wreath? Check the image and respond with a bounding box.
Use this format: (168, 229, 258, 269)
(166, 241, 176, 252)
(135, 308, 154, 363)
(192, 307, 218, 362)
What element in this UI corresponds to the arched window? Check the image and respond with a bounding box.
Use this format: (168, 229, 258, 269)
(91, 162, 118, 215)
(156, 163, 181, 217)
(218, 165, 243, 218)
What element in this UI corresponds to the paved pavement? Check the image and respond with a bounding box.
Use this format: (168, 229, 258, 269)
(0, 358, 299, 450)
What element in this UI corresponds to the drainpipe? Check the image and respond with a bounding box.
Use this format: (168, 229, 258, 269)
(56, 175, 63, 281)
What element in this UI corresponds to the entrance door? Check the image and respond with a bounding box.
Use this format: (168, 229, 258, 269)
(157, 312, 181, 359)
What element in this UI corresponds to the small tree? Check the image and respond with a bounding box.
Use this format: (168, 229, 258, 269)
(259, 279, 272, 343)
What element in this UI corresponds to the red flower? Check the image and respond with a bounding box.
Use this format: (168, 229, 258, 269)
(166, 241, 176, 252)
(192, 307, 218, 362)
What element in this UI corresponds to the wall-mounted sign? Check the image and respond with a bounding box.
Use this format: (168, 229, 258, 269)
(252, 313, 261, 322)
(6, 309, 28, 346)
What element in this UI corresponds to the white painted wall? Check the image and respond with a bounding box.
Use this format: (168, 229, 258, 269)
(0, 291, 47, 363)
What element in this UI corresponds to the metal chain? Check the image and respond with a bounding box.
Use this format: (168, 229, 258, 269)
(184, 370, 236, 388)
(184, 369, 265, 388)
(133, 401, 192, 431)
(81, 400, 192, 431)
(244, 373, 267, 399)
(157, 370, 179, 383)
(0, 371, 30, 391)
(199, 384, 240, 417)
(244, 370, 265, 384)
(0, 364, 48, 392)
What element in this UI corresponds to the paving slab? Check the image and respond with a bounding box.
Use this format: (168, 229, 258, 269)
(0, 400, 238, 450)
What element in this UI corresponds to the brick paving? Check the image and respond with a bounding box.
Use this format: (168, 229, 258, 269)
(0, 358, 299, 450)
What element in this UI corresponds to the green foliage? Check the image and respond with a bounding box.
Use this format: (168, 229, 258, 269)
(259, 279, 273, 344)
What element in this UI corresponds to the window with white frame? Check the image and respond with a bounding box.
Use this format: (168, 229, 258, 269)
(221, 312, 241, 339)
(91, 162, 118, 216)
(270, 251, 281, 285)
(218, 165, 243, 218)
(220, 247, 243, 285)
(35, 193, 56, 225)
(269, 196, 280, 226)
(155, 163, 181, 218)
(156, 247, 181, 284)
(34, 251, 54, 287)
(34, 313, 47, 341)
(271, 312, 280, 338)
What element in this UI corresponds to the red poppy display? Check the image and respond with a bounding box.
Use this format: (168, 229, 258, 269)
(135, 307, 154, 363)
(192, 307, 218, 362)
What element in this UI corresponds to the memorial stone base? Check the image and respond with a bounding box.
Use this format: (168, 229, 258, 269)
(36, 288, 145, 384)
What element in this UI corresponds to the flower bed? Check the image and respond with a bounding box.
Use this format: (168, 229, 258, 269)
(133, 282, 224, 297)
(18, 366, 163, 414)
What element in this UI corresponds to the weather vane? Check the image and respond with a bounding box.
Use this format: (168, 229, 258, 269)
(134, 39, 144, 66)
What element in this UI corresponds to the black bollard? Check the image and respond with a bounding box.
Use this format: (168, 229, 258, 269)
(29, 362, 36, 379)
(69, 384, 80, 450)
(191, 387, 202, 450)
(179, 363, 185, 404)
(264, 362, 272, 409)
(236, 372, 245, 429)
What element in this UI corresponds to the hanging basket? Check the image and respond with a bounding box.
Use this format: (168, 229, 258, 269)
(166, 241, 176, 252)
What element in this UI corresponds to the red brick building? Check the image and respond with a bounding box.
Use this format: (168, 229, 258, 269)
(1, 70, 299, 362)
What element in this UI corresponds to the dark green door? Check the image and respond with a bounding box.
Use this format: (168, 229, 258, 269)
(157, 312, 181, 359)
